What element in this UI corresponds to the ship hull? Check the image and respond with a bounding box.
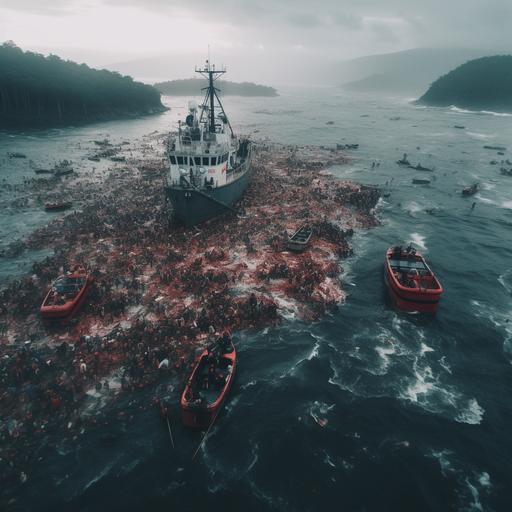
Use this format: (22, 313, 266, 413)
(166, 168, 251, 226)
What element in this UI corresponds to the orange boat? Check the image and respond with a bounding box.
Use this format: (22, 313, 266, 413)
(40, 267, 92, 320)
(180, 338, 236, 428)
(384, 245, 443, 313)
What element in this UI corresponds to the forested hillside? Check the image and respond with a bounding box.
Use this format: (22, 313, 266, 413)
(0, 42, 166, 128)
(418, 55, 512, 112)
(154, 78, 277, 97)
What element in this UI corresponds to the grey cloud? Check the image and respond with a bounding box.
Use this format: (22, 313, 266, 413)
(0, 0, 82, 15)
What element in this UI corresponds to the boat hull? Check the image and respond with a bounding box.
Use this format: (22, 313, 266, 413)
(166, 168, 250, 227)
(40, 278, 91, 321)
(384, 249, 442, 314)
(181, 346, 237, 429)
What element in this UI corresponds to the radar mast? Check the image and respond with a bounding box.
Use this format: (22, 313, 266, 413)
(195, 60, 233, 136)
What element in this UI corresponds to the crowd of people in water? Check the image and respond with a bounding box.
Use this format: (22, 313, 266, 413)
(0, 137, 380, 495)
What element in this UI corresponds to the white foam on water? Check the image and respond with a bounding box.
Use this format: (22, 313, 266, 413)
(400, 358, 484, 423)
(450, 105, 512, 117)
(309, 400, 335, 427)
(465, 478, 484, 512)
(403, 201, 423, 214)
(374, 340, 397, 374)
(410, 232, 427, 251)
(323, 451, 336, 468)
(278, 338, 321, 380)
(455, 398, 485, 425)
(402, 359, 435, 402)
(420, 342, 434, 355)
(439, 356, 452, 375)
(502, 200, 512, 209)
(430, 449, 454, 477)
(466, 131, 494, 140)
(476, 195, 498, 205)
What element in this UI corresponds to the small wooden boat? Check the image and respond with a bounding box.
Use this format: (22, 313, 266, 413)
(44, 202, 72, 211)
(412, 178, 430, 185)
(384, 245, 443, 314)
(286, 225, 313, 252)
(40, 267, 92, 320)
(180, 339, 236, 428)
(462, 183, 478, 196)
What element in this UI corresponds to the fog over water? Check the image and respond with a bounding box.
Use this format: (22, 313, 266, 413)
(2, 0, 512, 84)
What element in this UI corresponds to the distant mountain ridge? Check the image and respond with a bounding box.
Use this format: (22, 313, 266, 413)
(338, 48, 500, 96)
(0, 42, 166, 128)
(154, 78, 278, 97)
(418, 55, 512, 112)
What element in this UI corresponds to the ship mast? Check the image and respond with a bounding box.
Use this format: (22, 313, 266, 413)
(196, 60, 233, 136)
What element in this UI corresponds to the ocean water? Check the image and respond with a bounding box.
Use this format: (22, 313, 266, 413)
(1, 88, 512, 511)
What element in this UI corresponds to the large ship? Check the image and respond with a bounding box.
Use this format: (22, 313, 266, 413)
(165, 61, 252, 226)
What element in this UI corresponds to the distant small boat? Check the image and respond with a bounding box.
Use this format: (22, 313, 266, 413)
(384, 245, 443, 314)
(110, 156, 126, 162)
(411, 163, 434, 172)
(180, 339, 236, 428)
(412, 178, 430, 185)
(500, 168, 512, 176)
(87, 156, 100, 162)
(30, 160, 54, 174)
(454, 125, 466, 129)
(54, 160, 74, 176)
(8, 152, 27, 159)
(94, 139, 111, 146)
(45, 202, 72, 211)
(40, 267, 92, 320)
(483, 145, 506, 151)
(286, 225, 313, 252)
(462, 183, 478, 196)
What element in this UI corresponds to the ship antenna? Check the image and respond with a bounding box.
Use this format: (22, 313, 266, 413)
(196, 53, 233, 136)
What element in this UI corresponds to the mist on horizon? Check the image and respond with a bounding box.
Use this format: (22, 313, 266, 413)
(1, 0, 511, 86)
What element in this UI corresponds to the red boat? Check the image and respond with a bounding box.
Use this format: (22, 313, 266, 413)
(384, 245, 443, 313)
(180, 338, 236, 428)
(40, 267, 92, 320)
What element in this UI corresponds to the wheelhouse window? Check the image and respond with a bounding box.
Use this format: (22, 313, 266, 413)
(170, 155, 176, 164)
(194, 157, 201, 166)
(202, 157, 209, 166)
(211, 156, 217, 165)
(177, 156, 184, 165)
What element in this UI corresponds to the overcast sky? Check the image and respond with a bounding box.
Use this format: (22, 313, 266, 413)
(1, 0, 511, 83)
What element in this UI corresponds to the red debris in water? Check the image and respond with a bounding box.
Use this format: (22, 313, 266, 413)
(0, 138, 380, 478)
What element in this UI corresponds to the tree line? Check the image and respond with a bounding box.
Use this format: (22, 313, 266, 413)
(0, 42, 165, 128)
(419, 55, 512, 112)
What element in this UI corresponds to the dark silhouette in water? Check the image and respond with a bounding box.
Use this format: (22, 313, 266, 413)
(0, 41, 166, 128)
